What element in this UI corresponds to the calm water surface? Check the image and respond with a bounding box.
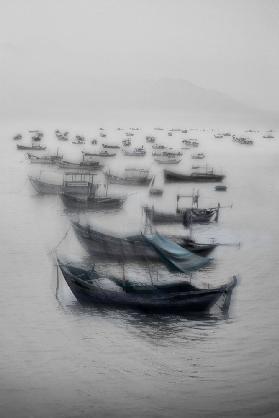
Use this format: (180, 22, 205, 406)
(0, 122, 278, 418)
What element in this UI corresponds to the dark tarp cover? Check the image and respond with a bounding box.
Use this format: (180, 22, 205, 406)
(144, 233, 211, 272)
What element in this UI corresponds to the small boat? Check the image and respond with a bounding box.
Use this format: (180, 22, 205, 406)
(122, 146, 146, 156)
(105, 168, 152, 186)
(214, 134, 223, 139)
(58, 259, 237, 313)
(27, 152, 63, 164)
(154, 156, 182, 164)
(152, 149, 182, 157)
(191, 153, 205, 160)
(57, 160, 103, 171)
(146, 136, 156, 143)
(72, 135, 85, 144)
(13, 134, 22, 141)
(55, 130, 69, 141)
(144, 206, 219, 225)
(152, 144, 165, 149)
(61, 193, 127, 211)
(82, 150, 116, 158)
(91, 139, 98, 145)
(102, 144, 120, 149)
(100, 133, 107, 138)
(17, 144, 46, 151)
(215, 185, 227, 191)
(263, 134, 274, 139)
(122, 139, 131, 146)
(164, 168, 225, 183)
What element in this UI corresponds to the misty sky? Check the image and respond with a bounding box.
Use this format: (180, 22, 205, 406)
(1, 0, 279, 112)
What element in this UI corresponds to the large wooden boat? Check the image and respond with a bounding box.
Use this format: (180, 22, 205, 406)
(164, 168, 225, 183)
(71, 221, 216, 259)
(58, 260, 237, 313)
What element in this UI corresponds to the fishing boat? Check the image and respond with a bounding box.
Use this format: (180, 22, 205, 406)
(57, 259, 237, 313)
(215, 185, 227, 191)
(29, 171, 97, 195)
(263, 134, 274, 139)
(72, 135, 85, 144)
(82, 150, 116, 158)
(105, 168, 152, 186)
(214, 134, 223, 139)
(146, 136, 156, 143)
(191, 153, 205, 160)
(13, 134, 22, 141)
(17, 143, 46, 151)
(122, 146, 146, 156)
(27, 152, 63, 165)
(71, 221, 217, 259)
(57, 160, 103, 171)
(102, 143, 120, 149)
(55, 130, 69, 141)
(122, 139, 131, 146)
(152, 149, 182, 157)
(154, 155, 182, 164)
(164, 168, 225, 183)
(152, 144, 165, 149)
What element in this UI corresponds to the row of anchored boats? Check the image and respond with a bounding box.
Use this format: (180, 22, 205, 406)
(14, 127, 239, 314)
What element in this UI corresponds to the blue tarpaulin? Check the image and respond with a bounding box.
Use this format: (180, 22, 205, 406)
(144, 233, 211, 272)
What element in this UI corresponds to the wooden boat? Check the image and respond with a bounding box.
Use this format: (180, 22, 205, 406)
(105, 168, 152, 186)
(214, 134, 223, 139)
(191, 153, 205, 159)
(102, 143, 120, 149)
(29, 172, 98, 196)
(71, 221, 217, 259)
(164, 168, 225, 183)
(57, 160, 103, 171)
(144, 206, 219, 225)
(215, 185, 227, 191)
(29, 176, 62, 194)
(122, 139, 131, 146)
(122, 147, 146, 156)
(17, 144, 46, 151)
(58, 260, 237, 313)
(61, 193, 126, 211)
(82, 150, 116, 158)
(152, 149, 183, 157)
(146, 136, 156, 143)
(154, 156, 182, 164)
(27, 152, 63, 164)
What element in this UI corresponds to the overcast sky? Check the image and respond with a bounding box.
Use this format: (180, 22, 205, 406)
(1, 0, 279, 112)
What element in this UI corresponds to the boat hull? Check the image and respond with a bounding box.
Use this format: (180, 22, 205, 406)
(164, 169, 225, 183)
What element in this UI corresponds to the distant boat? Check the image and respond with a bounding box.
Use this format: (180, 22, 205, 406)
(191, 153, 205, 160)
(57, 160, 103, 171)
(27, 152, 63, 165)
(146, 136, 156, 143)
(82, 150, 116, 158)
(105, 168, 152, 186)
(164, 168, 225, 183)
(154, 156, 182, 164)
(13, 134, 22, 141)
(122, 147, 146, 156)
(17, 144, 46, 151)
(215, 185, 227, 191)
(214, 134, 223, 139)
(102, 143, 120, 149)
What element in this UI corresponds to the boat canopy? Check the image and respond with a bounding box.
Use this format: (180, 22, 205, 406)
(144, 233, 211, 272)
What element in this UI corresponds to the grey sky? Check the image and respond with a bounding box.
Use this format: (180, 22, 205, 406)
(1, 0, 279, 112)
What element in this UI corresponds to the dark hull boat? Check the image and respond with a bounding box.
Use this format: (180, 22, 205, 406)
(164, 169, 225, 183)
(27, 153, 63, 165)
(144, 206, 219, 225)
(58, 160, 103, 171)
(58, 261, 237, 313)
(29, 176, 61, 194)
(61, 193, 126, 211)
(71, 221, 216, 260)
(17, 144, 46, 151)
(105, 171, 152, 186)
